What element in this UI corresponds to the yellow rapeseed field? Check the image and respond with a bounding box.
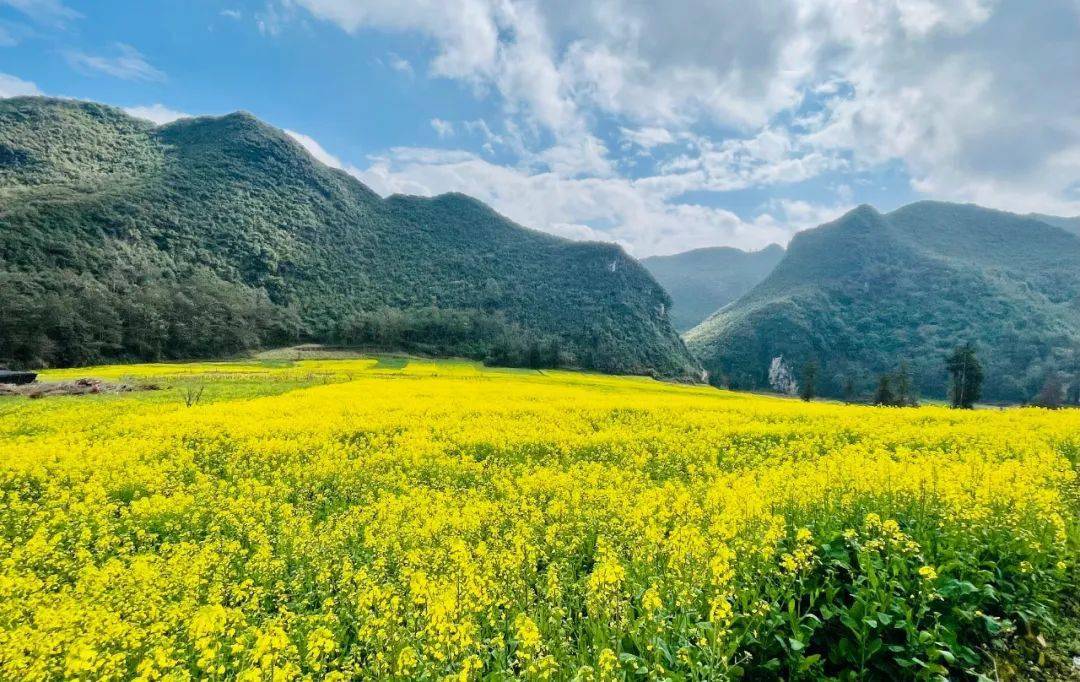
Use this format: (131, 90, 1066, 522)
(1, 358, 1077, 680)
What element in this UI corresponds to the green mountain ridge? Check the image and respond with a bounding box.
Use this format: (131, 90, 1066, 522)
(0, 97, 699, 378)
(686, 201, 1080, 402)
(641, 243, 785, 331)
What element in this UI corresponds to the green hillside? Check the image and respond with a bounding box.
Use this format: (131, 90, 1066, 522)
(0, 97, 699, 378)
(641, 244, 784, 331)
(686, 202, 1080, 402)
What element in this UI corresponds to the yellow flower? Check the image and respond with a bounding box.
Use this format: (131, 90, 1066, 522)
(641, 585, 663, 615)
(0, 357, 1074, 680)
(597, 648, 618, 676)
(305, 626, 337, 666)
(514, 613, 542, 662)
(709, 595, 733, 624)
(396, 646, 418, 676)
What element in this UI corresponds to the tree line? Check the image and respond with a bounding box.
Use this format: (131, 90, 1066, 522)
(0, 268, 301, 369)
(795, 341, 1080, 409)
(329, 306, 572, 369)
(0, 269, 578, 372)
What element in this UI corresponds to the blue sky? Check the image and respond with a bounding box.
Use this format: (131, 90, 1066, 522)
(1, 0, 1077, 255)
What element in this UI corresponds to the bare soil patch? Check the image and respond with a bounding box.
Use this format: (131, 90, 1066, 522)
(0, 378, 160, 398)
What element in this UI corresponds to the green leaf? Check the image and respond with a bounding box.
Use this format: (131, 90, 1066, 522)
(798, 654, 822, 671)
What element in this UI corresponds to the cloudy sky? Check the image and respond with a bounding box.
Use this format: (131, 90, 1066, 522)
(1, 0, 1078, 255)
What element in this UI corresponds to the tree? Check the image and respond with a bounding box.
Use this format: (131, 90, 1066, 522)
(946, 342, 983, 409)
(841, 376, 857, 403)
(1033, 372, 1064, 408)
(799, 360, 818, 401)
(873, 374, 896, 406)
(894, 360, 918, 407)
(1066, 349, 1080, 406)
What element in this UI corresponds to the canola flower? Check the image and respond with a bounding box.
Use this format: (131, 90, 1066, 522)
(0, 358, 1077, 680)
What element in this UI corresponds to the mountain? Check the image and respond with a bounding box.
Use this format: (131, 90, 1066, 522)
(1028, 213, 1080, 237)
(685, 201, 1080, 402)
(0, 97, 698, 378)
(641, 244, 784, 331)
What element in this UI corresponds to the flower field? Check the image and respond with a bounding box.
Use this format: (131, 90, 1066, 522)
(1, 358, 1077, 680)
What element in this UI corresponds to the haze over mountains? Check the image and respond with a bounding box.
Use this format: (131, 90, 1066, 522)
(642, 244, 784, 331)
(685, 202, 1080, 402)
(0, 97, 698, 378)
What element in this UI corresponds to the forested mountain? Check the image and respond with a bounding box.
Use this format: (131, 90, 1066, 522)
(685, 202, 1080, 402)
(0, 97, 699, 378)
(641, 244, 784, 331)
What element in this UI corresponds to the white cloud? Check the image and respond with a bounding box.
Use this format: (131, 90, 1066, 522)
(430, 118, 454, 138)
(357, 145, 841, 255)
(660, 127, 846, 193)
(893, 0, 995, 34)
(123, 104, 189, 125)
(285, 129, 344, 167)
(256, 4, 286, 36)
(0, 0, 80, 25)
(801, 1, 1080, 215)
(66, 43, 165, 82)
(220, 9, 241, 20)
(620, 126, 675, 150)
(386, 52, 413, 77)
(533, 134, 613, 178)
(283, 0, 1080, 250)
(285, 128, 369, 179)
(0, 72, 40, 98)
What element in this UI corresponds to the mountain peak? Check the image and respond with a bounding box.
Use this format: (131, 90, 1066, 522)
(686, 199, 1080, 402)
(833, 203, 884, 227)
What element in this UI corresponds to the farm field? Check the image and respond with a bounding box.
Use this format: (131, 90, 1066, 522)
(0, 359, 1078, 680)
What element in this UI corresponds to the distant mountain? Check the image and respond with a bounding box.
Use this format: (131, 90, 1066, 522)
(686, 202, 1080, 402)
(0, 97, 699, 378)
(1028, 213, 1080, 237)
(642, 244, 784, 331)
